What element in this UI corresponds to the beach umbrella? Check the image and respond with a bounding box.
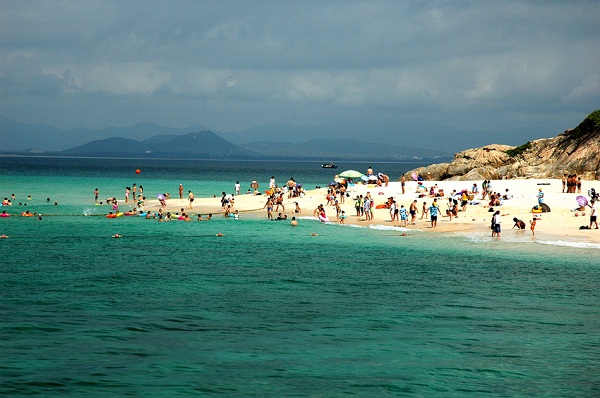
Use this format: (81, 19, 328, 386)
(156, 194, 165, 200)
(339, 170, 364, 178)
(576, 195, 588, 207)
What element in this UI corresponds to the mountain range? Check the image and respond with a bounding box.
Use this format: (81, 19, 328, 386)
(0, 116, 452, 161)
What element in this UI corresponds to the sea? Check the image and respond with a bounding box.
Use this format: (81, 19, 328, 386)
(1, 157, 599, 396)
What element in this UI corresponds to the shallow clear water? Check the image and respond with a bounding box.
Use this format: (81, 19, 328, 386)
(1, 157, 599, 396)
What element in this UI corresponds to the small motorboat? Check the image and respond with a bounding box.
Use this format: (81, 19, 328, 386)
(321, 163, 338, 169)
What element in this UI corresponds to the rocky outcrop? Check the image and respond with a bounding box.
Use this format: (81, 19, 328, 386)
(406, 110, 600, 181)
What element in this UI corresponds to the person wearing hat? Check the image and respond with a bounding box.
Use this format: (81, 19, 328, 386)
(537, 188, 544, 206)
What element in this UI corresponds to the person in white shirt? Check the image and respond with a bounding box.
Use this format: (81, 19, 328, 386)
(589, 200, 598, 229)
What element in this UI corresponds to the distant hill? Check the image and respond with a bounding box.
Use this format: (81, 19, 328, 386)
(0, 115, 210, 151)
(0, 115, 454, 160)
(240, 138, 449, 161)
(60, 131, 259, 159)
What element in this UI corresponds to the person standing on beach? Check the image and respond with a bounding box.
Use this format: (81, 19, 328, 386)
(132, 183, 137, 201)
(125, 187, 130, 203)
(94, 188, 99, 204)
(354, 195, 361, 217)
(264, 197, 274, 219)
(537, 188, 544, 208)
(589, 200, 598, 229)
(364, 196, 372, 221)
(179, 184, 184, 200)
(420, 201, 428, 220)
(401, 174, 406, 194)
(429, 202, 439, 228)
(530, 218, 537, 236)
(389, 200, 397, 222)
(287, 178, 296, 199)
(492, 210, 501, 237)
(187, 190, 194, 209)
(235, 181, 241, 196)
(562, 174, 567, 193)
(399, 205, 408, 227)
(410, 200, 418, 224)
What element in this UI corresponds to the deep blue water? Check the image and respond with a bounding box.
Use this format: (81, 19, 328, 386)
(1, 157, 599, 396)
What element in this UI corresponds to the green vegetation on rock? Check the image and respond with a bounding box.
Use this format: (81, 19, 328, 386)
(505, 141, 532, 157)
(565, 109, 600, 140)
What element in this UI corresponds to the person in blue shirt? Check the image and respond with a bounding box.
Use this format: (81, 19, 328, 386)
(429, 202, 439, 228)
(399, 205, 408, 227)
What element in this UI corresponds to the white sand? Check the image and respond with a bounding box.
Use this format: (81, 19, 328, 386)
(147, 178, 600, 243)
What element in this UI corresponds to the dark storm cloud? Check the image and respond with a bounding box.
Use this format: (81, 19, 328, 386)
(1, 0, 599, 149)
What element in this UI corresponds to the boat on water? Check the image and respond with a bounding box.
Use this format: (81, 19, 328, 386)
(321, 163, 338, 169)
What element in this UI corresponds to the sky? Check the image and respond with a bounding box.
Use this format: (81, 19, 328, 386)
(1, 0, 599, 150)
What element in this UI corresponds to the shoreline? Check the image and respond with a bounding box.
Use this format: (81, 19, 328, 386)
(143, 178, 600, 245)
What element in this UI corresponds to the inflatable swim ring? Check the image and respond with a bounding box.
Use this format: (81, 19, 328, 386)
(106, 214, 117, 218)
(318, 214, 329, 223)
(0, 213, 10, 217)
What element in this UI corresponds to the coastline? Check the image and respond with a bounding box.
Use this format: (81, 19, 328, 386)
(145, 178, 600, 245)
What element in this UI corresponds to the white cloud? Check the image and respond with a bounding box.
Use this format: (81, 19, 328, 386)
(1, 0, 599, 147)
(84, 63, 171, 95)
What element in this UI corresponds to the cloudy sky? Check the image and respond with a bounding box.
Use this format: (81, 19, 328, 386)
(1, 0, 599, 150)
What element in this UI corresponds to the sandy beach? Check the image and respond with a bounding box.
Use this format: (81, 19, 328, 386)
(145, 178, 600, 244)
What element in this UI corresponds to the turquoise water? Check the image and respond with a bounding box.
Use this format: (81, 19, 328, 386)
(1, 157, 599, 396)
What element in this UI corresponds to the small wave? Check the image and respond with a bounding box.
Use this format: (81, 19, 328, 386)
(455, 232, 600, 250)
(536, 240, 600, 249)
(369, 224, 414, 232)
